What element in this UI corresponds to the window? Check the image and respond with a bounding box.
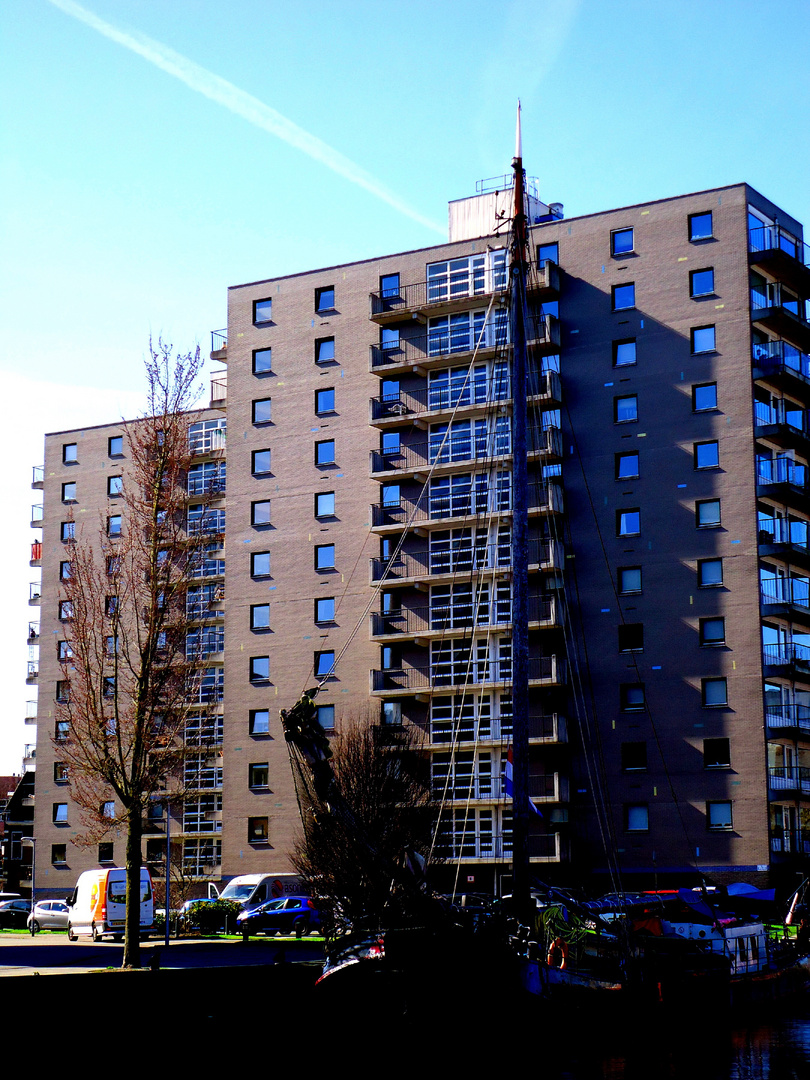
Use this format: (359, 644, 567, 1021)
(625, 804, 649, 831)
(252, 449, 271, 475)
(315, 440, 335, 466)
(253, 298, 272, 324)
(317, 704, 335, 730)
(618, 567, 642, 594)
(253, 348, 272, 374)
(316, 337, 335, 363)
(381, 483, 400, 508)
(251, 604, 270, 631)
(693, 383, 717, 411)
(102, 800, 115, 819)
(105, 595, 118, 616)
(315, 650, 336, 677)
(106, 555, 120, 576)
(613, 338, 636, 367)
(63, 443, 77, 464)
(103, 676, 115, 698)
(252, 500, 271, 526)
(621, 684, 645, 711)
(249, 656, 269, 682)
(696, 500, 721, 528)
(382, 701, 401, 726)
(61, 521, 75, 542)
(55, 719, 69, 740)
(702, 677, 728, 707)
(52, 844, 67, 864)
(57, 640, 72, 661)
(694, 441, 719, 469)
(315, 544, 335, 570)
(381, 327, 400, 351)
(698, 558, 723, 587)
(611, 228, 634, 255)
(99, 842, 114, 862)
(250, 709, 270, 735)
(107, 515, 122, 537)
(617, 509, 640, 536)
(54, 761, 68, 783)
(253, 398, 272, 425)
(249, 762, 269, 789)
(56, 680, 70, 703)
(707, 801, 732, 830)
(58, 601, 73, 620)
(315, 387, 335, 414)
(691, 325, 716, 353)
(622, 742, 647, 771)
(107, 476, 123, 497)
(315, 597, 335, 623)
(62, 482, 76, 502)
(537, 242, 558, 265)
(60, 560, 71, 580)
(109, 436, 123, 457)
(689, 212, 713, 241)
(106, 635, 119, 658)
(612, 283, 635, 310)
(704, 738, 730, 768)
(382, 431, 400, 457)
(251, 551, 271, 577)
(615, 395, 638, 423)
(380, 273, 400, 298)
(618, 624, 644, 652)
(690, 268, 715, 297)
(53, 803, 68, 823)
(315, 491, 335, 518)
(248, 817, 269, 843)
(315, 286, 335, 312)
(700, 618, 726, 646)
(616, 452, 639, 479)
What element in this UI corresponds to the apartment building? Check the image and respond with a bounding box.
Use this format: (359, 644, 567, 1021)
(29, 180, 810, 897)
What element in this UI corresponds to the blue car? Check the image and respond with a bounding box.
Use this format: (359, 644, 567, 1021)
(237, 896, 320, 939)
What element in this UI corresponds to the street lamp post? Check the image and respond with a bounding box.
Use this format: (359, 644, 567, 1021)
(22, 837, 36, 935)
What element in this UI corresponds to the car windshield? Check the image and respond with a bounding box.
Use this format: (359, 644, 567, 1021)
(220, 884, 255, 901)
(262, 900, 286, 911)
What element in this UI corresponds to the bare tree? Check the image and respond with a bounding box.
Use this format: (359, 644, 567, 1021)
(55, 340, 205, 967)
(289, 715, 435, 936)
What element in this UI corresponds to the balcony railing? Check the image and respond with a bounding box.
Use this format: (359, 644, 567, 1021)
(211, 328, 227, 353)
(30, 505, 43, 527)
(766, 704, 810, 731)
(187, 511, 226, 536)
(370, 430, 561, 478)
(756, 459, 808, 492)
(210, 376, 227, 406)
(370, 538, 562, 584)
(371, 482, 562, 529)
(26, 661, 39, 682)
(370, 275, 508, 319)
(370, 370, 560, 422)
(771, 832, 810, 855)
(30, 541, 41, 564)
(370, 654, 565, 693)
(768, 766, 810, 794)
(764, 643, 810, 668)
(430, 712, 567, 745)
(32, 465, 43, 488)
(187, 477, 226, 498)
(370, 596, 557, 637)
(749, 225, 810, 270)
(753, 340, 810, 382)
(754, 401, 810, 439)
(761, 578, 810, 610)
(369, 318, 559, 370)
(29, 582, 41, 603)
(25, 701, 37, 724)
(27, 622, 39, 641)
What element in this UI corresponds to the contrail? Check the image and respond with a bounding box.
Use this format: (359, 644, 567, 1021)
(47, 0, 445, 235)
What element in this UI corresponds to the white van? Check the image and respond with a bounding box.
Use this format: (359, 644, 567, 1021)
(214, 873, 304, 913)
(67, 867, 154, 941)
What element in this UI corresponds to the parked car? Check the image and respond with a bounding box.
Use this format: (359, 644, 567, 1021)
(27, 900, 70, 933)
(0, 899, 32, 929)
(237, 896, 320, 939)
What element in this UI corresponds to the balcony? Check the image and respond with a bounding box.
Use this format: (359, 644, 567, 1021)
(27, 621, 39, 643)
(370, 481, 563, 532)
(23, 745, 36, 769)
(368, 318, 560, 375)
(25, 661, 38, 684)
(210, 375, 227, 410)
(28, 582, 41, 605)
(187, 477, 226, 499)
(434, 830, 562, 863)
(370, 596, 560, 641)
(763, 643, 810, 676)
(369, 430, 561, 481)
(758, 521, 810, 571)
(369, 370, 561, 426)
(761, 578, 810, 624)
(370, 538, 564, 587)
(771, 832, 810, 856)
(429, 712, 567, 747)
(749, 225, 810, 294)
(527, 259, 561, 299)
(754, 407, 810, 460)
(30, 505, 43, 528)
(766, 703, 810, 735)
(751, 287, 810, 354)
(756, 460, 810, 510)
(30, 541, 41, 567)
(24, 701, 37, 725)
(370, 654, 566, 695)
(369, 275, 508, 325)
(753, 340, 810, 392)
(189, 421, 226, 457)
(210, 328, 227, 362)
(768, 766, 810, 796)
(31, 465, 43, 490)
(187, 510, 226, 538)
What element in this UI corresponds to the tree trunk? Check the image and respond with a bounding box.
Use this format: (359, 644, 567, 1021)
(123, 803, 143, 968)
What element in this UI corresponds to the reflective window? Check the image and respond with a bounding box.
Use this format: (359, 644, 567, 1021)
(250, 656, 269, 682)
(689, 212, 713, 241)
(251, 551, 270, 577)
(613, 339, 636, 367)
(693, 383, 717, 411)
(702, 678, 728, 706)
(252, 449, 271, 475)
(694, 442, 719, 469)
(316, 388, 335, 414)
(612, 283, 635, 310)
(698, 558, 723, 586)
(316, 286, 335, 312)
(316, 337, 335, 363)
(696, 500, 721, 527)
(315, 491, 335, 518)
(253, 298, 273, 324)
(315, 597, 335, 623)
(253, 348, 272, 374)
(618, 567, 642, 594)
(616, 452, 639, 479)
(253, 398, 272, 425)
(617, 509, 640, 536)
(611, 228, 634, 255)
(691, 325, 716, 353)
(690, 268, 714, 296)
(615, 395, 638, 423)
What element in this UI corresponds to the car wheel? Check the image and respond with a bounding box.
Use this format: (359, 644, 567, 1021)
(113, 935, 123, 943)
(294, 920, 305, 939)
(67, 924, 77, 941)
(91, 924, 101, 942)
(30, 920, 41, 934)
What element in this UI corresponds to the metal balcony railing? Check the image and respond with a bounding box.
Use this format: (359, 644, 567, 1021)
(26, 661, 39, 681)
(30, 541, 42, 563)
(187, 477, 226, 497)
(211, 328, 227, 352)
(749, 225, 810, 269)
(756, 459, 808, 491)
(771, 832, 810, 855)
(29, 582, 41, 602)
(370, 430, 560, 476)
(370, 369, 560, 420)
(30, 505, 43, 526)
(370, 482, 562, 528)
(370, 538, 562, 583)
(370, 655, 565, 693)
(766, 703, 810, 731)
(753, 340, 810, 381)
(32, 465, 44, 487)
(761, 579, 810, 609)
(25, 701, 37, 724)
(764, 643, 810, 668)
(754, 401, 810, 438)
(430, 713, 566, 745)
(210, 376, 227, 404)
(27, 622, 39, 641)
(768, 766, 810, 794)
(368, 318, 558, 369)
(370, 596, 556, 637)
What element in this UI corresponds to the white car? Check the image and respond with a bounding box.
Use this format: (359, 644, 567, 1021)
(28, 900, 70, 933)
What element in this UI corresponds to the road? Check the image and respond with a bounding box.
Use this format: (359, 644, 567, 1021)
(0, 930, 324, 975)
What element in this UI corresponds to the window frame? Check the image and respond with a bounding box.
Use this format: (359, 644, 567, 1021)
(693, 383, 718, 412)
(251, 551, 271, 578)
(620, 683, 646, 712)
(315, 286, 335, 313)
(614, 394, 638, 424)
(107, 515, 122, 537)
(613, 338, 637, 367)
(617, 509, 641, 537)
(707, 801, 733, 830)
(251, 500, 272, 528)
(62, 481, 76, 503)
(317, 704, 335, 730)
(621, 742, 648, 772)
(252, 449, 271, 475)
(315, 544, 336, 570)
(315, 597, 336, 624)
(250, 604, 270, 631)
(612, 282, 636, 311)
(696, 499, 721, 528)
(51, 844, 67, 865)
(690, 267, 715, 297)
(691, 325, 716, 354)
(315, 337, 335, 364)
(249, 656, 270, 683)
(618, 567, 642, 595)
(624, 804, 649, 832)
(107, 475, 123, 497)
(698, 558, 723, 587)
(252, 347, 272, 375)
(63, 443, 78, 464)
(689, 211, 713, 242)
(248, 762, 269, 789)
(702, 677, 728, 707)
(315, 491, 336, 519)
(315, 439, 336, 466)
(248, 817, 269, 843)
(108, 435, 124, 457)
(315, 650, 336, 678)
(616, 451, 639, 480)
(253, 298, 273, 325)
(618, 623, 644, 653)
(699, 617, 726, 647)
(694, 441, 720, 470)
(249, 710, 270, 736)
(703, 738, 731, 769)
(315, 387, 335, 415)
(252, 398, 272, 426)
(380, 273, 400, 299)
(53, 802, 69, 824)
(61, 521, 75, 543)
(611, 228, 634, 256)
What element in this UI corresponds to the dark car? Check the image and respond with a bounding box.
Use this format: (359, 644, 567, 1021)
(237, 896, 320, 939)
(0, 899, 32, 929)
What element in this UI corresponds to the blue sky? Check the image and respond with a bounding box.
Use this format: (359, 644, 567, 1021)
(1, 0, 809, 772)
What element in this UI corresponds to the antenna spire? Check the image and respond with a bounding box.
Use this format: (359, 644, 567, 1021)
(514, 99, 522, 163)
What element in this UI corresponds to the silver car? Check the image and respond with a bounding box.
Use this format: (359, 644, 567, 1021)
(27, 900, 69, 933)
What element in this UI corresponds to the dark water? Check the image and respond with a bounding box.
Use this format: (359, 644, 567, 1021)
(535, 998, 810, 1080)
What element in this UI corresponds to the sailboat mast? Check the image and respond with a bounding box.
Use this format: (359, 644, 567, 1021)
(510, 103, 531, 916)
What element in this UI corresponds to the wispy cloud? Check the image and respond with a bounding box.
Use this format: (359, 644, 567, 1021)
(47, 0, 445, 235)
